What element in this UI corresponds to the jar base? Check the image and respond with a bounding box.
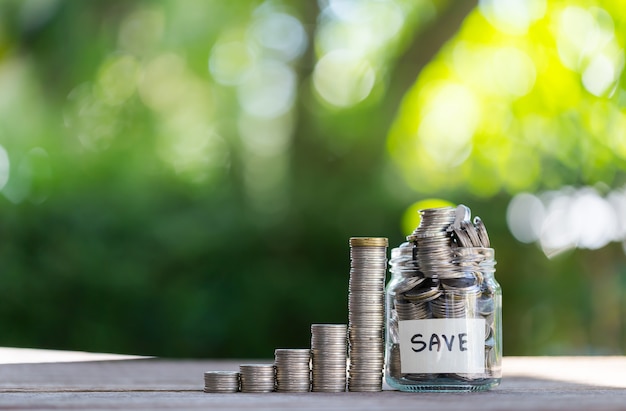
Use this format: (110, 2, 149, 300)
(385, 376, 501, 393)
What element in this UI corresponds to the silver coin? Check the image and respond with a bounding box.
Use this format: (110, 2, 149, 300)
(311, 324, 347, 392)
(394, 300, 430, 320)
(452, 225, 473, 247)
(239, 364, 275, 393)
(441, 275, 481, 291)
(402, 286, 441, 303)
(347, 239, 387, 393)
(474, 217, 490, 247)
(391, 276, 425, 293)
(347, 242, 390, 391)
(311, 324, 347, 335)
(274, 349, 311, 392)
(203, 371, 240, 393)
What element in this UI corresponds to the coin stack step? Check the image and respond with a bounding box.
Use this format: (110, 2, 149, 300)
(203, 371, 240, 393)
(348, 237, 388, 392)
(311, 324, 347, 392)
(274, 348, 311, 392)
(239, 364, 275, 393)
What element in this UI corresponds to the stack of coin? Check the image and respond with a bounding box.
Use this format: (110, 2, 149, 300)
(310, 324, 347, 392)
(203, 371, 240, 393)
(274, 348, 311, 392)
(347, 237, 388, 392)
(409, 207, 456, 278)
(239, 364, 275, 393)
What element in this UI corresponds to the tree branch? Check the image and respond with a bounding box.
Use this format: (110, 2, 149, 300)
(383, 1, 478, 123)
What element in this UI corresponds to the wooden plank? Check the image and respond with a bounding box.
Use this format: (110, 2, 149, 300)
(0, 385, 625, 411)
(0, 355, 624, 410)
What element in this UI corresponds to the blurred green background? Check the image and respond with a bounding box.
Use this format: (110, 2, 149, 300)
(0, 0, 625, 358)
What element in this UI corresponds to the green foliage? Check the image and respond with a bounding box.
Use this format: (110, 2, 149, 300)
(389, 0, 626, 195)
(0, 0, 623, 358)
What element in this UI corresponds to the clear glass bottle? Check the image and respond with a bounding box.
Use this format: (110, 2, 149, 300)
(385, 244, 501, 392)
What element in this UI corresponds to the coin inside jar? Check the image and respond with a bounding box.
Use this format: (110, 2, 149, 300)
(385, 204, 501, 390)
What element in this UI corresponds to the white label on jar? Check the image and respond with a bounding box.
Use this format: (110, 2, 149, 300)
(398, 318, 485, 374)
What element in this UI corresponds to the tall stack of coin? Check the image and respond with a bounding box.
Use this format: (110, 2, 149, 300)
(347, 237, 388, 392)
(310, 324, 347, 392)
(274, 348, 311, 392)
(239, 364, 275, 393)
(203, 371, 240, 393)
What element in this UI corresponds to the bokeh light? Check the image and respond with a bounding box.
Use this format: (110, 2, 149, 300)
(507, 186, 626, 258)
(209, 40, 256, 86)
(65, 83, 121, 151)
(479, 0, 546, 35)
(2, 0, 626, 361)
(96, 55, 139, 106)
(418, 82, 478, 167)
(388, 1, 626, 196)
(506, 192, 545, 244)
(0, 144, 10, 192)
(118, 6, 165, 55)
(248, 11, 307, 62)
(238, 59, 296, 118)
(238, 112, 293, 218)
(312, 0, 434, 110)
(312, 50, 376, 108)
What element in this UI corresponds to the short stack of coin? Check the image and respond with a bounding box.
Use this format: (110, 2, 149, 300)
(203, 371, 240, 393)
(310, 324, 347, 392)
(347, 237, 388, 392)
(239, 364, 275, 393)
(274, 348, 311, 392)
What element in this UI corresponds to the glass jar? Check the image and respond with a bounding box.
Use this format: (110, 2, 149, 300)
(385, 244, 501, 392)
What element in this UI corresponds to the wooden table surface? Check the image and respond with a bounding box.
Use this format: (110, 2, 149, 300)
(0, 348, 625, 410)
